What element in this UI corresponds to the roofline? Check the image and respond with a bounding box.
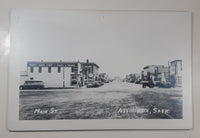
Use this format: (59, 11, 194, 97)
(170, 60, 182, 63)
(27, 61, 79, 64)
(81, 62, 99, 68)
(143, 65, 164, 69)
(26, 61, 100, 68)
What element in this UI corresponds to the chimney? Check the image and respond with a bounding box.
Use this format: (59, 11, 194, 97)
(86, 59, 89, 63)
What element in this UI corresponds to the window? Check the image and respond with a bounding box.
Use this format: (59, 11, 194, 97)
(30, 67, 34, 73)
(89, 67, 92, 73)
(71, 67, 78, 73)
(39, 67, 42, 73)
(48, 67, 51, 73)
(71, 75, 77, 80)
(58, 67, 61, 73)
(181, 62, 182, 71)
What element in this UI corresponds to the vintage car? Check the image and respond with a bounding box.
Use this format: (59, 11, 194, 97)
(19, 80, 45, 90)
(86, 81, 104, 88)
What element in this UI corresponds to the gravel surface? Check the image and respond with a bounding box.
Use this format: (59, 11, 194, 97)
(19, 81, 182, 120)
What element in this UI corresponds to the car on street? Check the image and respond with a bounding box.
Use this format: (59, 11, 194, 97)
(19, 80, 45, 90)
(86, 81, 104, 88)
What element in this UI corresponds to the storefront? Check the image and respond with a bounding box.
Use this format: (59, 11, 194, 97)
(23, 61, 82, 88)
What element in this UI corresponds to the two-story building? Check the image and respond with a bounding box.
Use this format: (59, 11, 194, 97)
(21, 61, 82, 88)
(81, 59, 99, 84)
(20, 60, 100, 88)
(170, 60, 182, 87)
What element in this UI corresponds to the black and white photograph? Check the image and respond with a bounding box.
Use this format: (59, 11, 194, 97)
(19, 60, 183, 120)
(8, 10, 192, 130)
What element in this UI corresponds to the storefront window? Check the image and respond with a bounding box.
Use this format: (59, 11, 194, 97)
(48, 67, 51, 73)
(39, 67, 42, 73)
(30, 67, 34, 73)
(58, 67, 61, 73)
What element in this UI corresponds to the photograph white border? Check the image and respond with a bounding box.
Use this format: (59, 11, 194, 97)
(8, 9, 192, 131)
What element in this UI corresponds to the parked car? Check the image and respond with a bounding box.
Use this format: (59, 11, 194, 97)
(86, 81, 104, 88)
(141, 77, 160, 88)
(96, 81, 104, 86)
(135, 79, 141, 84)
(19, 80, 45, 90)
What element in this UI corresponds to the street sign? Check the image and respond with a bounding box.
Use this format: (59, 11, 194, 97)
(88, 73, 93, 78)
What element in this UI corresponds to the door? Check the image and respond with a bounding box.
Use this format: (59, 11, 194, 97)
(63, 67, 71, 87)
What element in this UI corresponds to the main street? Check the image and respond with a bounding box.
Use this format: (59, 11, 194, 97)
(20, 81, 182, 120)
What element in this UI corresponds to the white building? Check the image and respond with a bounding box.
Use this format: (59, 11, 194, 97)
(21, 61, 82, 88)
(170, 60, 182, 87)
(20, 71, 29, 85)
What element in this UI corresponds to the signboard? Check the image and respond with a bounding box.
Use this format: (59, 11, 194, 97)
(88, 73, 94, 78)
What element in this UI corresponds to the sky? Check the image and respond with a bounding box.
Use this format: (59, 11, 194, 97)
(12, 10, 190, 78)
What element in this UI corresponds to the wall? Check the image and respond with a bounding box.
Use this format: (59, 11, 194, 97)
(27, 66, 65, 88)
(0, 0, 200, 138)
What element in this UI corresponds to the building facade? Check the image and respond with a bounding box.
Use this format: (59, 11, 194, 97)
(81, 59, 99, 84)
(142, 65, 169, 84)
(20, 60, 100, 88)
(141, 60, 182, 87)
(170, 60, 182, 87)
(98, 73, 110, 83)
(26, 61, 82, 88)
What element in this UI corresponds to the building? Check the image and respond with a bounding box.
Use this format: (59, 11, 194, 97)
(114, 76, 121, 82)
(143, 65, 166, 76)
(141, 60, 182, 87)
(142, 65, 169, 83)
(20, 71, 29, 85)
(125, 73, 141, 83)
(98, 73, 110, 83)
(21, 61, 83, 88)
(20, 60, 100, 88)
(125, 74, 135, 83)
(81, 59, 99, 84)
(125, 75, 130, 82)
(170, 60, 182, 87)
(134, 73, 141, 83)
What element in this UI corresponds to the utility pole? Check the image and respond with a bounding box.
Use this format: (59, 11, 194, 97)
(63, 67, 65, 88)
(168, 61, 170, 82)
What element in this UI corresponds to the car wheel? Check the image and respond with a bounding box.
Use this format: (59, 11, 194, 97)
(19, 86, 23, 90)
(149, 83, 154, 88)
(142, 84, 146, 88)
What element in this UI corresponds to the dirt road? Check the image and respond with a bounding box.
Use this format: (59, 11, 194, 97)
(19, 81, 182, 120)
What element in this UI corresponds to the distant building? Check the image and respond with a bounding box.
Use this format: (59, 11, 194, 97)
(134, 73, 141, 83)
(99, 73, 110, 83)
(114, 76, 121, 82)
(125, 74, 135, 83)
